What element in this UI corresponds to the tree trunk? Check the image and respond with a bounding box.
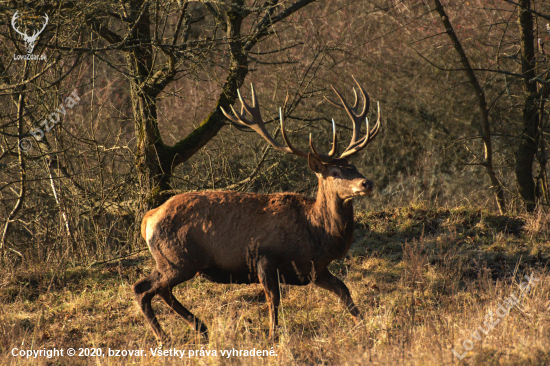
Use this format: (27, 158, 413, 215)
(125, 5, 172, 210)
(515, 0, 540, 212)
(433, 0, 506, 213)
(124, 3, 251, 212)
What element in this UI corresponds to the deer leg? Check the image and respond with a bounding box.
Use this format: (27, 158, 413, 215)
(314, 268, 363, 322)
(133, 269, 166, 340)
(157, 286, 208, 338)
(257, 261, 280, 339)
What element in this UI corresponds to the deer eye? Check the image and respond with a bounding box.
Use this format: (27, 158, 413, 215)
(331, 171, 340, 178)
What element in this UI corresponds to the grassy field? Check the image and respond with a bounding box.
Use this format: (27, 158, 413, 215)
(1, 203, 550, 365)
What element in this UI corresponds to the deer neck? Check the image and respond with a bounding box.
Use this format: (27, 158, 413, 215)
(310, 179, 354, 237)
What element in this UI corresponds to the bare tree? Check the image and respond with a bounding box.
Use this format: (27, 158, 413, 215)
(80, 0, 321, 210)
(432, 0, 506, 213)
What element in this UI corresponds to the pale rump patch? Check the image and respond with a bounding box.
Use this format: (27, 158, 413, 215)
(145, 211, 161, 249)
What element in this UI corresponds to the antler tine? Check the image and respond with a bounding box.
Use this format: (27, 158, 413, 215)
(323, 76, 379, 159)
(323, 90, 344, 109)
(220, 104, 243, 124)
(220, 85, 259, 126)
(326, 85, 348, 109)
(351, 75, 369, 118)
(250, 83, 258, 108)
(11, 12, 26, 37)
(237, 88, 253, 116)
(307, 118, 338, 162)
(42, 14, 48, 30)
(221, 85, 309, 159)
(324, 81, 368, 150)
(341, 117, 370, 158)
(279, 108, 309, 159)
(327, 118, 338, 158)
(31, 14, 48, 38)
(339, 101, 381, 159)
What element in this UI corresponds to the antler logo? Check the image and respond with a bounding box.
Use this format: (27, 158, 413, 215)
(11, 11, 48, 54)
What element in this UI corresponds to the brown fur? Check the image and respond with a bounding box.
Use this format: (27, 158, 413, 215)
(133, 154, 373, 340)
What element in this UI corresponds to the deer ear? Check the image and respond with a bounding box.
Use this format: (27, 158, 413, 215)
(308, 153, 325, 174)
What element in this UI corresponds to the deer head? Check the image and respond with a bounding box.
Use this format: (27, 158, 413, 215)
(221, 77, 380, 202)
(11, 11, 49, 54)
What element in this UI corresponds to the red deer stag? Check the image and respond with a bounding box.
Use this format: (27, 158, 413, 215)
(134, 77, 381, 340)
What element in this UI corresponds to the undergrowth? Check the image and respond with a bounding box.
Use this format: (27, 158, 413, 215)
(1, 203, 549, 365)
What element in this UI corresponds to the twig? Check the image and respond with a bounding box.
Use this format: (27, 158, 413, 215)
(86, 248, 150, 269)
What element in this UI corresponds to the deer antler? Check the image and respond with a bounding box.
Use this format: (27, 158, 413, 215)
(32, 14, 49, 39)
(222, 81, 378, 163)
(221, 84, 337, 162)
(324, 76, 380, 159)
(11, 12, 26, 38)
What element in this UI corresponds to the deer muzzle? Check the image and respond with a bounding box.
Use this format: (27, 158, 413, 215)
(355, 179, 374, 196)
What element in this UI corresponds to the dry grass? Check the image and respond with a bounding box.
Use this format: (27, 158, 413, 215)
(1, 203, 550, 365)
